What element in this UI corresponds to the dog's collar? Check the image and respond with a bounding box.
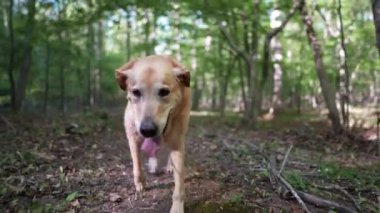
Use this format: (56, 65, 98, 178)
(163, 109, 173, 135)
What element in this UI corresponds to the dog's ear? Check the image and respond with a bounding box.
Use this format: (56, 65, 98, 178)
(171, 59, 190, 87)
(115, 59, 137, 91)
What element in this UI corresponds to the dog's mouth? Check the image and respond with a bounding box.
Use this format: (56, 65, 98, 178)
(141, 137, 160, 157)
(140, 109, 172, 157)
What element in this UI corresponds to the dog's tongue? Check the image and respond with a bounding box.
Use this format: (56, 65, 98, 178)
(141, 138, 160, 157)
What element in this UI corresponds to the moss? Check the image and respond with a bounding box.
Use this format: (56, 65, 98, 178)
(186, 200, 258, 213)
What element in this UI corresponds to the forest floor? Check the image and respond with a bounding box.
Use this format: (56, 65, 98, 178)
(0, 109, 379, 212)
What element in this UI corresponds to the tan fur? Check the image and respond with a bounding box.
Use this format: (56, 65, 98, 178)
(115, 55, 190, 213)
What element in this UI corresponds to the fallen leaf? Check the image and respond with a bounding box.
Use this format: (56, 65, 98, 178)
(210, 144, 218, 150)
(71, 199, 80, 207)
(109, 193, 122, 202)
(66, 192, 78, 202)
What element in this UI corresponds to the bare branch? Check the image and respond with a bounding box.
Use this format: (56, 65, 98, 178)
(279, 144, 294, 175)
(219, 24, 250, 64)
(267, 0, 302, 39)
(276, 173, 313, 213)
(314, 184, 360, 211)
(297, 190, 356, 213)
(315, 4, 339, 37)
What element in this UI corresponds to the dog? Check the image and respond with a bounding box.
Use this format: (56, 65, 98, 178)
(115, 55, 191, 213)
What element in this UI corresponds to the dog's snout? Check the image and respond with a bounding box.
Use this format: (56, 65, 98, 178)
(140, 118, 158, 138)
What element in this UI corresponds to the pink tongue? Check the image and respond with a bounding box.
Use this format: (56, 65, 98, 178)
(141, 138, 160, 157)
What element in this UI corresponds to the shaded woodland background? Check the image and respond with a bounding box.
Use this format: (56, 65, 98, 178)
(0, 0, 379, 131)
(1, 0, 380, 212)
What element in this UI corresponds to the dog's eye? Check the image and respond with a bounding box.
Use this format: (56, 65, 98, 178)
(158, 88, 170, 97)
(131, 89, 142, 98)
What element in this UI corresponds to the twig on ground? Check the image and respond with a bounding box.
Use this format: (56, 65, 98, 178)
(263, 145, 356, 213)
(275, 171, 312, 213)
(266, 159, 278, 188)
(265, 149, 312, 213)
(297, 190, 355, 213)
(279, 144, 294, 175)
(147, 172, 201, 190)
(314, 184, 360, 211)
(288, 161, 318, 169)
(0, 114, 16, 131)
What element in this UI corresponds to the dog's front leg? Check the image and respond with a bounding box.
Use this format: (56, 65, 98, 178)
(127, 136, 145, 192)
(169, 143, 185, 213)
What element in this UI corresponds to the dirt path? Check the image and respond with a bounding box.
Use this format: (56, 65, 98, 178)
(0, 112, 379, 212)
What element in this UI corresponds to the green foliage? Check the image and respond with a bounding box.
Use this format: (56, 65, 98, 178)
(0, 0, 377, 113)
(319, 163, 380, 187)
(284, 171, 306, 190)
(65, 191, 78, 202)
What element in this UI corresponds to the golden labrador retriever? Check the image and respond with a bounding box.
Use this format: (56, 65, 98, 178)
(115, 55, 190, 213)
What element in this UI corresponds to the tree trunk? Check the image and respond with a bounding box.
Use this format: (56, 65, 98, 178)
(6, 0, 16, 111)
(300, 0, 342, 133)
(144, 9, 151, 56)
(337, 0, 350, 130)
(126, 11, 131, 60)
(59, 58, 65, 112)
(258, 0, 301, 112)
(58, 33, 66, 113)
(238, 58, 247, 112)
(174, 6, 181, 61)
(217, 40, 234, 116)
(14, 0, 36, 111)
(219, 56, 234, 116)
(270, 37, 283, 111)
(211, 85, 217, 111)
(94, 21, 103, 106)
(243, 60, 257, 126)
(219, 0, 262, 128)
(43, 41, 50, 113)
(87, 24, 95, 107)
(372, 0, 380, 55)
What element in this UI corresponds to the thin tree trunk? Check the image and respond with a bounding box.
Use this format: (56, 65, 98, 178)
(258, 0, 301, 112)
(6, 0, 16, 111)
(87, 24, 95, 107)
(211, 85, 217, 111)
(191, 32, 200, 111)
(174, 6, 181, 61)
(126, 11, 131, 60)
(144, 9, 151, 56)
(337, 0, 350, 130)
(372, 0, 380, 56)
(94, 21, 103, 106)
(238, 58, 247, 112)
(14, 0, 36, 111)
(59, 60, 65, 112)
(270, 37, 283, 112)
(300, 0, 342, 133)
(43, 41, 50, 113)
(219, 0, 262, 127)
(219, 55, 234, 116)
(58, 33, 65, 113)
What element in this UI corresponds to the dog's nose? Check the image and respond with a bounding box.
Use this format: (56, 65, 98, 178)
(140, 118, 158, 138)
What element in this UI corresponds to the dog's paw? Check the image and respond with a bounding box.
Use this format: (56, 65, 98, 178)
(135, 181, 144, 192)
(166, 158, 174, 174)
(134, 190, 144, 200)
(169, 201, 184, 213)
(166, 164, 174, 174)
(147, 157, 158, 174)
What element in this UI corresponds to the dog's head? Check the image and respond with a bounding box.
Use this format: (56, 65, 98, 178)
(115, 55, 190, 138)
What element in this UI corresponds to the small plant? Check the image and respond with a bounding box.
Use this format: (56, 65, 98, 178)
(228, 194, 242, 203)
(285, 171, 306, 190)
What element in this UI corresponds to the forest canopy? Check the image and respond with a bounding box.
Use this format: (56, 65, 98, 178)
(0, 0, 379, 131)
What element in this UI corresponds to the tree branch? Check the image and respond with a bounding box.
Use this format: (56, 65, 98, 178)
(267, 0, 302, 39)
(219, 24, 250, 64)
